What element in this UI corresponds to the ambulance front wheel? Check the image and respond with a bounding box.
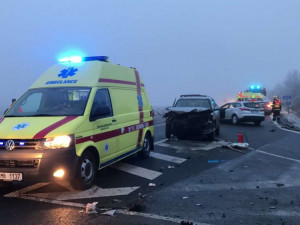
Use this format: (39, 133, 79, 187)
(138, 133, 151, 159)
(71, 151, 97, 190)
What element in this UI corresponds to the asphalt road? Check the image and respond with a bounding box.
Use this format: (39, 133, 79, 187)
(0, 116, 300, 225)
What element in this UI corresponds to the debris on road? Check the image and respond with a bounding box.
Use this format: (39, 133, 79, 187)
(181, 221, 193, 225)
(276, 183, 285, 187)
(270, 199, 278, 205)
(85, 202, 98, 214)
(182, 196, 189, 199)
(102, 210, 117, 216)
(168, 165, 175, 169)
(148, 183, 156, 187)
(196, 203, 202, 206)
(269, 206, 276, 209)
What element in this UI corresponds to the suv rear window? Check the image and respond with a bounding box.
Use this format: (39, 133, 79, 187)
(175, 99, 211, 108)
(243, 102, 261, 108)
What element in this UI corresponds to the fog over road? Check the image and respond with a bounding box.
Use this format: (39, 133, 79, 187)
(0, 116, 299, 225)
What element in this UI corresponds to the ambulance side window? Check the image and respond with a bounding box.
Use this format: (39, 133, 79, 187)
(90, 89, 113, 121)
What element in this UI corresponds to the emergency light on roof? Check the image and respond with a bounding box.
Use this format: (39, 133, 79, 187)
(58, 56, 109, 63)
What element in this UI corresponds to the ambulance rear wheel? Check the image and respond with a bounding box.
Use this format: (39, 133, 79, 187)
(138, 133, 151, 159)
(71, 151, 97, 190)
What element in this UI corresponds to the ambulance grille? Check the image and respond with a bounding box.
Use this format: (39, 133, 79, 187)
(0, 160, 39, 168)
(0, 139, 40, 150)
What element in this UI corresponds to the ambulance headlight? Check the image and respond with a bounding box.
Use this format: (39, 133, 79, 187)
(41, 135, 72, 149)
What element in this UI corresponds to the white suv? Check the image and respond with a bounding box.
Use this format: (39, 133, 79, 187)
(220, 102, 265, 126)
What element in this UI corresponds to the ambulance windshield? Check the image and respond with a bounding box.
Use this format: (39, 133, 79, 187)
(5, 87, 91, 117)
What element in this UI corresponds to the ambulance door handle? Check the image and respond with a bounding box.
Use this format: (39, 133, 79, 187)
(112, 119, 117, 123)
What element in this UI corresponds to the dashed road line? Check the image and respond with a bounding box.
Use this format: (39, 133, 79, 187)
(154, 139, 167, 145)
(4, 182, 50, 197)
(154, 123, 166, 127)
(150, 152, 186, 164)
(110, 162, 162, 180)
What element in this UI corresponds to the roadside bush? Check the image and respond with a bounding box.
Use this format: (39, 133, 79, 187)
(269, 70, 300, 116)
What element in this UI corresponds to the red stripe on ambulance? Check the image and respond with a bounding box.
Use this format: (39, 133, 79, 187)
(0, 118, 4, 124)
(135, 70, 144, 148)
(98, 78, 145, 87)
(75, 120, 153, 144)
(33, 116, 78, 139)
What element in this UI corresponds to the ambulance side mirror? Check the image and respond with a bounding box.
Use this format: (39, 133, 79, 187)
(90, 106, 112, 121)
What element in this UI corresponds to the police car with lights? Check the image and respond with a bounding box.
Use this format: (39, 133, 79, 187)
(0, 55, 154, 190)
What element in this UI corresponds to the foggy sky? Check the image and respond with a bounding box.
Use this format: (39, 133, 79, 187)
(1, 0, 300, 111)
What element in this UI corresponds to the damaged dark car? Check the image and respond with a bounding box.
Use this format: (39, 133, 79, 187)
(164, 95, 220, 141)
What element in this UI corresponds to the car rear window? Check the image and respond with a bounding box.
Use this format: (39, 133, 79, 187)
(243, 103, 261, 108)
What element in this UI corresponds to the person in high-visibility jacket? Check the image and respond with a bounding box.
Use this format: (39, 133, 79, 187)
(272, 96, 281, 122)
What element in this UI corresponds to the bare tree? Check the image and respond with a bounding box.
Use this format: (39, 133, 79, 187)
(269, 70, 300, 116)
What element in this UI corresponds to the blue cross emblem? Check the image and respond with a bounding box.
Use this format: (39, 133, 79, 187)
(58, 67, 78, 79)
(104, 143, 109, 152)
(13, 123, 30, 131)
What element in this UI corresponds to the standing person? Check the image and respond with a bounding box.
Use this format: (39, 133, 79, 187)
(272, 96, 281, 122)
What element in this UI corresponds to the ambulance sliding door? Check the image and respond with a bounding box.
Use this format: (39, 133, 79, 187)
(109, 88, 139, 153)
(90, 88, 117, 160)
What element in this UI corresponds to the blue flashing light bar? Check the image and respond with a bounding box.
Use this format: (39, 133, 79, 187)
(58, 56, 108, 63)
(0, 142, 4, 146)
(250, 85, 254, 89)
(257, 85, 261, 89)
(19, 142, 25, 146)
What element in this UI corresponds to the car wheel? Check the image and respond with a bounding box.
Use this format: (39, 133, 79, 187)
(138, 133, 151, 159)
(232, 115, 239, 125)
(70, 151, 97, 190)
(254, 121, 261, 126)
(207, 130, 215, 141)
(165, 124, 171, 139)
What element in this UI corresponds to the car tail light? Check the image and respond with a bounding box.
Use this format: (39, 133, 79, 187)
(239, 108, 250, 111)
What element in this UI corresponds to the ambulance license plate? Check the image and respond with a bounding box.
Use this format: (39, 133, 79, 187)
(0, 172, 22, 181)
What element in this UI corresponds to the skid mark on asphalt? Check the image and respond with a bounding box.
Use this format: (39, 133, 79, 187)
(111, 162, 162, 180)
(157, 140, 226, 152)
(26, 186, 140, 200)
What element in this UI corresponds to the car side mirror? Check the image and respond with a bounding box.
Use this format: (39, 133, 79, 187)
(90, 106, 111, 121)
(214, 106, 221, 111)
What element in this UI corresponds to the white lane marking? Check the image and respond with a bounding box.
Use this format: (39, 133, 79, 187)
(154, 123, 165, 127)
(154, 139, 167, 145)
(256, 150, 300, 163)
(150, 152, 186, 164)
(117, 209, 211, 225)
(110, 162, 162, 180)
(26, 186, 140, 200)
(4, 182, 50, 197)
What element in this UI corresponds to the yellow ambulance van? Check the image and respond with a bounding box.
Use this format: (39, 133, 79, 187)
(0, 56, 154, 189)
